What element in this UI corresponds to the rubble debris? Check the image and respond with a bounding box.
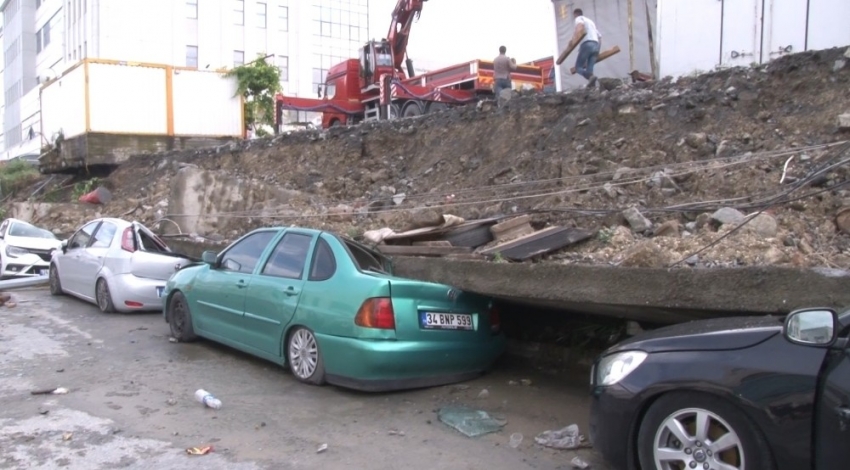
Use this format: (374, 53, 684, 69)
(30, 387, 69, 395)
(437, 407, 507, 438)
(316, 443, 329, 454)
(477, 389, 490, 399)
(62, 432, 73, 441)
(490, 215, 534, 243)
(839, 113, 850, 131)
(571, 456, 591, 469)
(622, 207, 652, 233)
(534, 424, 587, 450)
(481, 226, 595, 261)
(710, 208, 746, 226)
(186, 446, 213, 455)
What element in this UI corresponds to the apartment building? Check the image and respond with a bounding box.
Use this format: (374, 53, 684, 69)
(0, 0, 371, 160)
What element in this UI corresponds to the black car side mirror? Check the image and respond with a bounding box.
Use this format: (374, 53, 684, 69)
(201, 250, 218, 267)
(783, 308, 838, 347)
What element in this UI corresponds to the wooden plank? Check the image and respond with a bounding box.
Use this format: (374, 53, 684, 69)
(490, 215, 532, 235)
(413, 240, 452, 247)
(376, 245, 472, 257)
(384, 217, 500, 243)
(492, 223, 534, 243)
(556, 31, 586, 65)
(443, 224, 494, 248)
(481, 226, 595, 261)
(569, 46, 621, 74)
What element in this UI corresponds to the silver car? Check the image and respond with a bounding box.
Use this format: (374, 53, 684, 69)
(49, 218, 196, 313)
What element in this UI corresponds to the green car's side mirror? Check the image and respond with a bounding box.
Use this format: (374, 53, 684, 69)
(201, 251, 218, 266)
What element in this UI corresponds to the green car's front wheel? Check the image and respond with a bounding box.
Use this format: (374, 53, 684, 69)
(287, 327, 325, 386)
(168, 291, 197, 342)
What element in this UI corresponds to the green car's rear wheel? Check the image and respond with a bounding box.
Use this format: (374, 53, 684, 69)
(287, 327, 325, 386)
(168, 291, 197, 342)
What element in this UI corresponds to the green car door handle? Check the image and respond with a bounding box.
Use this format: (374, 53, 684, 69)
(236, 280, 248, 289)
(284, 287, 300, 296)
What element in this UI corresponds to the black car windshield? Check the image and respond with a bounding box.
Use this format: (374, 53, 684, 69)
(9, 222, 57, 240)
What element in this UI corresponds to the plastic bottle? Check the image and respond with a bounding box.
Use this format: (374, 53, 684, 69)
(194, 389, 222, 409)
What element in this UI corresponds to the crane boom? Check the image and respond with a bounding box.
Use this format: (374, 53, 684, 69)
(386, 0, 427, 77)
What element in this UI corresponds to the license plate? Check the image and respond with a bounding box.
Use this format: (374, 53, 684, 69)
(420, 312, 474, 330)
(156, 287, 164, 298)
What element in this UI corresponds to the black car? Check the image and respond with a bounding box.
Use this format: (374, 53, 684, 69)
(589, 308, 849, 470)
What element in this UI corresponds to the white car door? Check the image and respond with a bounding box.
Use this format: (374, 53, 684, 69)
(58, 221, 100, 296)
(77, 221, 118, 298)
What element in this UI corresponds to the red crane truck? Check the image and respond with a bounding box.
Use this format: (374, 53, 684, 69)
(274, 0, 546, 130)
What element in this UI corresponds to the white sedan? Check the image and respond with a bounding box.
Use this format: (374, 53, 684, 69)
(0, 218, 63, 278)
(49, 217, 197, 313)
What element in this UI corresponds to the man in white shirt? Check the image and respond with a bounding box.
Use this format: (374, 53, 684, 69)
(572, 8, 602, 87)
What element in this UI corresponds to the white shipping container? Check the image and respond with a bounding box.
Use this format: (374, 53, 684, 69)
(40, 60, 243, 141)
(40, 63, 87, 140)
(172, 68, 243, 137)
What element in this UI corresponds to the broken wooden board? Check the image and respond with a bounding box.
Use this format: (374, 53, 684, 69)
(443, 223, 495, 248)
(480, 226, 596, 261)
(556, 31, 586, 65)
(413, 240, 452, 247)
(383, 217, 500, 244)
(569, 46, 621, 74)
(490, 215, 534, 243)
(376, 245, 473, 257)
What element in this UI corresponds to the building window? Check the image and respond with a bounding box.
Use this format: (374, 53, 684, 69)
(278, 5, 288, 31)
(187, 0, 198, 19)
(234, 50, 244, 66)
(234, 0, 244, 25)
(277, 55, 288, 82)
(257, 2, 266, 28)
(186, 45, 198, 67)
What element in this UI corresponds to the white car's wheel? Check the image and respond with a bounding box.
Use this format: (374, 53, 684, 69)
(49, 264, 63, 296)
(95, 278, 116, 313)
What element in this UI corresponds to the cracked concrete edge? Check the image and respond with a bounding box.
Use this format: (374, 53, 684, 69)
(392, 258, 850, 324)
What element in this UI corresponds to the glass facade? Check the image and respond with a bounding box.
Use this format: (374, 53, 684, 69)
(310, 0, 369, 90)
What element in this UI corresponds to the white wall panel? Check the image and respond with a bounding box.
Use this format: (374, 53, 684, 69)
(760, 0, 808, 63)
(657, 0, 722, 78)
(40, 64, 86, 140)
(720, 0, 762, 68)
(87, 63, 167, 135)
(172, 70, 242, 137)
(807, 0, 850, 51)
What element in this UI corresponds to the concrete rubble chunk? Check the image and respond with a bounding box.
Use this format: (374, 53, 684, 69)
(711, 207, 746, 225)
(653, 220, 680, 238)
(685, 132, 707, 149)
(622, 207, 653, 232)
(839, 113, 850, 131)
(743, 213, 778, 238)
(835, 60, 847, 72)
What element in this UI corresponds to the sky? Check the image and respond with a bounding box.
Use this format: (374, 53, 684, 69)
(367, 0, 560, 71)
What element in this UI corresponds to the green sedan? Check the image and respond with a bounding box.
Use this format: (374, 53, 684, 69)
(161, 227, 506, 392)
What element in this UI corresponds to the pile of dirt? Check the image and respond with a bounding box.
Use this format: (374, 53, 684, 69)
(11, 46, 850, 269)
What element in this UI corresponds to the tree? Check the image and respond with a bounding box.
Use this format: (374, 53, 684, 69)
(225, 54, 282, 137)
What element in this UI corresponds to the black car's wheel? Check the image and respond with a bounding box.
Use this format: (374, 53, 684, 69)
(49, 264, 63, 296)
(168, 292, 197, 342)
(95, 278, 116, 313)
(637, 392, 773, 470)
(286, 327, 325, 386)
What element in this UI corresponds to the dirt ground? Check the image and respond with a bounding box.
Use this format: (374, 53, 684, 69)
(0, 287, 612, 470)
(17, 46, 850, 271)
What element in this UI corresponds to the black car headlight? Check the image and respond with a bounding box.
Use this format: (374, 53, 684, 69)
(596, 351, 647, 386)
(6, 246, 30, 258)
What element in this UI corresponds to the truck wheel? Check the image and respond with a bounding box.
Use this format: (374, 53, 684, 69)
(426, 102, 448, 114)
(402, 101, 423, 118)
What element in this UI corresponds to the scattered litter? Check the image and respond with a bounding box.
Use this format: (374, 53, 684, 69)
(186, 446, 213, 455)
(508, 380, 518, 386)
(571, 456, 591, 469)
(56, 369, 64, 373)
(534, 424, 587, 450)
(169, 337, 178, 343)
(388, 429, 405, 436)
(6, 302, 16, 308)
(509, 432, 523, 448)
(30, 387, 68, 395)
(438, 406, 507, 437)
(520, 379, 532, 386)
(38, 409, 49, 415)
(62, 432, 73, 441)
(316, 443, 328, 454)
(166, 398, 177, 406)
(477, 389, 490, 399)
(194, 389, 222, 409)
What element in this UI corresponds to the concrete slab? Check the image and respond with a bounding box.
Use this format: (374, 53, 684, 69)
(393, 258, 850, 324)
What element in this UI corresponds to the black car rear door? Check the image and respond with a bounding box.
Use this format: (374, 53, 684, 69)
(815, 340, 850, 469)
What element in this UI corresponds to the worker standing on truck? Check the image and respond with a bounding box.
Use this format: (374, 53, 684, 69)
(493, 46, 517, 104)
(572, 8, 602, 87)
